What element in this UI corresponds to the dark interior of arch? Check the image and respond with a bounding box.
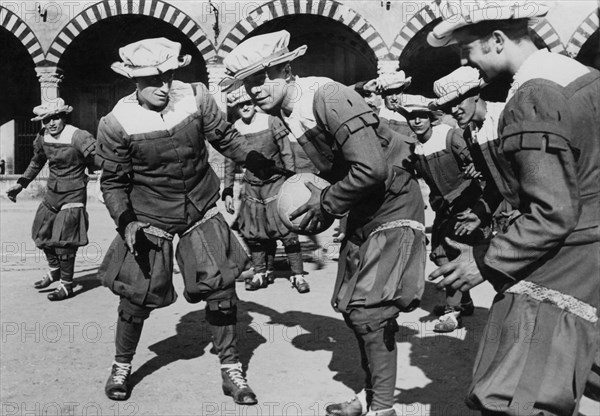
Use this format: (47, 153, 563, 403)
(59, 14, 208, 135)
(576, 29, 600, 70)
(0, 27, 40, 124)
(398, 18, 549, 102)
(245, 15, 378, 86)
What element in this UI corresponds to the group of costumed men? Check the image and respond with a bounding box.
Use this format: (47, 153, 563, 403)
(6, 1, 599, 415)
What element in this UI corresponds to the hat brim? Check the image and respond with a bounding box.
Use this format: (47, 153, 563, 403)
(220, 45, 308, 92)
(427, 4, 550, 47)
(31, 106, 73, 121)
(430, 79, 486, 109)
(111, 54, 192, 78)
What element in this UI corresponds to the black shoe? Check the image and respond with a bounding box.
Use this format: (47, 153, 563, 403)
(245, 273, 267, 291)
(460, 300, 475, 316)
(265, 270, 275, 284)
(47, 284, 73, 301)
(221, 363, 257, 405)
(325, 396, 365, 416)
(34, 271, 59, 289)
(290, 275, 310, 294)
(105, 362, 132, 401)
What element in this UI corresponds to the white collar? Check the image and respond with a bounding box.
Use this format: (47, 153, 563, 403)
(43, 124, 77, 144)
(414, 124, 452, 156)
(471, 101, 505, 144)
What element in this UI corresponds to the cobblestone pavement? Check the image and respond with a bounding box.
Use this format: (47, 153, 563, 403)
(1, 199, 598, 416)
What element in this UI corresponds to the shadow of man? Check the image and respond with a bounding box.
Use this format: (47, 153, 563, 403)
(130, 303, 268, 389)
(395, 283, 490, 416)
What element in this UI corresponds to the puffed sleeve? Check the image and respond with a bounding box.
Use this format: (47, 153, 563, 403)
(95, 115, 136, 231)
(193, 83, 252, 164)
(18, 133, 47, 188)
(313, 82, 388, 217)
(473, 85, 580, 291)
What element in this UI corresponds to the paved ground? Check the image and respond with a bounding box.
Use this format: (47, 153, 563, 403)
(1, 197, 598, 416)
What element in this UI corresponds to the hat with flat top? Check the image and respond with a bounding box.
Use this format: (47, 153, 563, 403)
(397, 94, 434, 113)
(220, 30, 307, 91)
(427, 0, 550, 47)
(430, 66, 487, 109)
(111, 37, 191, 78)
(31, 98, 73, 121)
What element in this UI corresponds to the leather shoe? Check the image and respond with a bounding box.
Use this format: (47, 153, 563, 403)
(290, 275, 310, 294)
(34, 270, 59, 289)
(105, 362, 132, 401)
(326, 396, 365, 416)
(221, 363, 257, 405)
(47, 284, 73, 301)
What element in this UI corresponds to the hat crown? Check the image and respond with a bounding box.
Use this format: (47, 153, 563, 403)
(400, 94, 432, 110)
(433, 66, 481, 98)
(120, 37, 182, 68)
(224, 30, 291, 74)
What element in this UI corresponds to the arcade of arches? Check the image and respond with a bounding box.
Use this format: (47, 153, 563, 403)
(0, 2, 598, 174)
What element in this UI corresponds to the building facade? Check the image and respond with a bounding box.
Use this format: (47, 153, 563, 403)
(0, 0, 598, 174)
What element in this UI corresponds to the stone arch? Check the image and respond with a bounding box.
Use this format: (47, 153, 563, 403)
(566, 10, 599, 58)
(45, 0, 217, 65)
(390, 1, 566, 58)
(217, 0, 388, 60)
(0, 5, 44, 64)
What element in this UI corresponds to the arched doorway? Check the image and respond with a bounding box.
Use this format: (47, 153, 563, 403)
(58, 14, 209, 136)
(239, 14, 378, 86)
(0, 27, 40, 173)
(576, 29, 600, 70)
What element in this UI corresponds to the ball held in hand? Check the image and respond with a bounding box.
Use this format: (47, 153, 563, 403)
(276, 173, 333, 235)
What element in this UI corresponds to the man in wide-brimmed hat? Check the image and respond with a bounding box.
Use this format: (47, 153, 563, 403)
(7, 98, 96, 302)
(427, 2, 600, 414)
(224, 30, 427, 416)
(96, 37, 279, 404)
(397, 93, 486, 333)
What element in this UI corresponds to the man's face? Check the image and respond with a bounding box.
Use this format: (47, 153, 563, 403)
(136, 70, 174, 110)
(406, 111, 433, 137)
(384, 92, 402, 111)
(363, 91, 383, 112)
(42, 114, 66, 137)
(455, 30, 500, 82)
(450, 96, 477, 128)
(237, 101, 256, 121)
(244, 65, 288, 114)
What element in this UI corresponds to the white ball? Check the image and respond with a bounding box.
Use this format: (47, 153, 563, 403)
(277, 172, 333, 235)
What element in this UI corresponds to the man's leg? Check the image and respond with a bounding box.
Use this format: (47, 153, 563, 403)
(47, 249, 77, 301)
(247, 240, 268, 290)
(34, 248, 61, 288)
(106, 298, 152, 401)
(264, 239, 277, 283)
(281, 233, 309, 294)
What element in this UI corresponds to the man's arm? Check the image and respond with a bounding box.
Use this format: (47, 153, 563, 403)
(95, 116, 136, 232)
(18, 135, 47, 187)
(315, 83, 388, 217)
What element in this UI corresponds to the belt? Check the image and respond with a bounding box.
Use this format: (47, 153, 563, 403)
(506, 280, 598, 323)
(369, 219, 425, 237)
(61, 203, 84, 210)
(142, 206, 221, 241)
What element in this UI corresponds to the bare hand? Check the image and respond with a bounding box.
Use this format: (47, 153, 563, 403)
(428, 238, 484, 291)
(6, 184, 23, 203)
(124, 221, 150, 256)
(224, 195, 235, 214)
(463, 163, 482, 179)
(332, 217, 347, 243)
(289, 181, 329, 234)
(454, 209, 481, 236)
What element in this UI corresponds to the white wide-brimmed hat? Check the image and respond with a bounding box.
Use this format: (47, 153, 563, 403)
(397, 94, 435, 113)
(111, 37, 191, 78)
(427, 1, 549, 47)
(31, 98, 73, 121)
(227, 85, 253, 107)
(430, 66, 487, 108)
(220, 30, 307, 91)
(377, 70, 413, 94)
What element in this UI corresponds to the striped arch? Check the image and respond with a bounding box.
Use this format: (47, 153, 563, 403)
(0, 6, 44, 64)
(390, 1, 565, 58)
(218, 0, 388, 60)
(566, 10, 599, 58)
(45, 0, 216, 65)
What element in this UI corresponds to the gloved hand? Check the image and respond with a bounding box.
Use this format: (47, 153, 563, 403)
(6, 184, 23, 203)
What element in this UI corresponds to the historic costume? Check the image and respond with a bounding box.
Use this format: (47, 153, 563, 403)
(223, 88, 307, 292)
(9, 99, 95, 301)
(429, 4, 600, 414)
(96, 38, 275, 404)
(222, 31, 426, 416)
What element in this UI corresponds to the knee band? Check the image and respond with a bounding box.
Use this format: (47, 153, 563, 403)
(205, 304, 237, 326)
(118, 298, 152, 324)
(284, 243, 302, 254)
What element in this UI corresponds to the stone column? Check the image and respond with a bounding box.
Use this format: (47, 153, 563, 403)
(35, 66, 63, 104)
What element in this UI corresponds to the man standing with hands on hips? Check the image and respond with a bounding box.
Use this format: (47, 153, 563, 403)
(428, 2, 600, 414)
